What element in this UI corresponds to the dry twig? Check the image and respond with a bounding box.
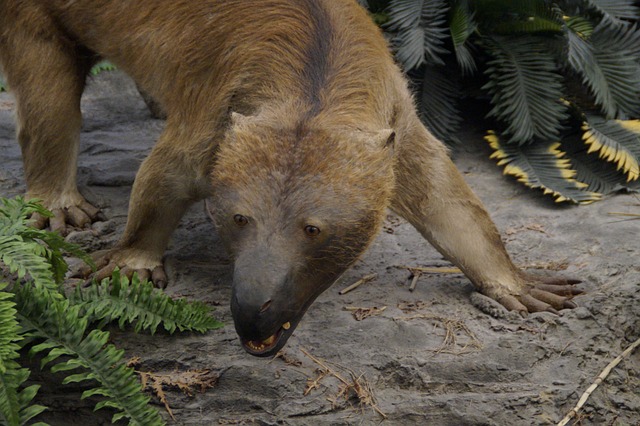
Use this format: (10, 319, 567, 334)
(395, 314, 482, 354)
(344, 305, 387, 321)
(300, 348, 386, 418)
(557, 336, 640, 426)
(339, 273, 377, 295)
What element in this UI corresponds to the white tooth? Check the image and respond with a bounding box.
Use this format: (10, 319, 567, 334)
(282, 322, 291, 330)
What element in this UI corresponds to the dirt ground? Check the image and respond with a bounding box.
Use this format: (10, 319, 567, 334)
(0, 72, 638, 426)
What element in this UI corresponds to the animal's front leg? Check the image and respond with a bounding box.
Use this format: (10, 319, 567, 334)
(391, 118, 582, 315)
(76, 139, 200, 288)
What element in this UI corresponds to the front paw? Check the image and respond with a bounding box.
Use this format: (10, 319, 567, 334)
(489, 275, 583, 316)
(72, 249, 168, 289)
(30, 198, 105, 236)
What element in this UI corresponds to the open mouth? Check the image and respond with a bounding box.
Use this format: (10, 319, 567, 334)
(240, 321, 292, 356)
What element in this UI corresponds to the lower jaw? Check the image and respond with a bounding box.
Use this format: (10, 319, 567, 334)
(241, 321, 292, 356)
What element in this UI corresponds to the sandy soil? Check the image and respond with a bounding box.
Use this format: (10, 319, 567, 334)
(0, 72, 638, 425)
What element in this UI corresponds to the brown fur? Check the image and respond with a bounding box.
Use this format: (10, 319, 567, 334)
(1, 0, 580, 355)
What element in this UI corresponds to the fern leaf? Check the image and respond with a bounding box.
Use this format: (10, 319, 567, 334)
(482, 36, 568, 145)
(582, 116, 640, 180)
(0, 197, 94, 286)
(90, 60, 116, 76)
(0, 236, 63, 299)
(0, 361, 47, 426)
(485, 130, 601, 203)
(72, 271, 223, 335)
(15, 286, 165, 426)
(0, 283, 22, 372)
(386, 0, 450, 69)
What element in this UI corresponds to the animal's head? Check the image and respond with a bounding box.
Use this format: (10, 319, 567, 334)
(209, 112, 395, 356)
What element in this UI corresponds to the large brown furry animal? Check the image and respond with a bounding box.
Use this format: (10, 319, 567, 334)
(0, 0, 581, 356)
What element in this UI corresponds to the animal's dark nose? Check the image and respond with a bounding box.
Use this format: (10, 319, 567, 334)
(259, 299, 272, 313)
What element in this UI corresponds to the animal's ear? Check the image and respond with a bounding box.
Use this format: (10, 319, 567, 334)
(230, 111, 252, 129)
(204, 198, 216, 224)
(373, 128, 395, 153)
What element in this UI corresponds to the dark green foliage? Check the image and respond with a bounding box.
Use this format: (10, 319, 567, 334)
(72, 270, 223, 334)
(0, 197, 223, 425)
(368, 0, 640, 203)
(16, 284, 164, 426)
(90, 60, 117, 76)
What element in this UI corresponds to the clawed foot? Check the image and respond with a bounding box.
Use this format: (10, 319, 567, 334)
(492, 275, 583, 316)
(30, 199, 105, 236)
(72, 249, 168, 289)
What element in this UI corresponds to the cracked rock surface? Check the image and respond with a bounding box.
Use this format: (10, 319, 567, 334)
(1, 72, 638, 425)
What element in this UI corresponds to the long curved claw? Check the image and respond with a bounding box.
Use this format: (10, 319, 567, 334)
(77, 250, 168, 289)
(29, 199, 104, 236)
(488, 274, 584, 316)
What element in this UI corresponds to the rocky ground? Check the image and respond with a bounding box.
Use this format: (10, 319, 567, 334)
(0, 72, 638, 425)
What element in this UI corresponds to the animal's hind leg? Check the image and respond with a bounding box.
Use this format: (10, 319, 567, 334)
(0, 6, 100, 235)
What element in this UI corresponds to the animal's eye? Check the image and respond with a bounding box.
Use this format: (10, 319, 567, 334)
(304, 225, 321, 237)
(233, 214, 249, 227)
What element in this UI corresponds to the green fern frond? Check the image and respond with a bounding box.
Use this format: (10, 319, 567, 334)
(0, 236, 63, 299)
(0, 283, 22, 371)
(485, 130, 601, 203)
(386, 0, 451, 69)
(71, 270, 223, 335)
(0, 284, 44, 426)
(89, 60, 117, 76)
(581, 116, 640, 181)
(482, 36, 568, 145)
(0, 361, 47, 426)
(15, 285, 165, 426)
(0, 197, 93, 287)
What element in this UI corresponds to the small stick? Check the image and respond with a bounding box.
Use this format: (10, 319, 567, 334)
(339, 273, 377, 295)
(557, 336, 640, 426)
(607, 212, 640, 217)
(409, 271, 421, 292)
(300, 348, 350, 386)
(398, 265, 462, 274)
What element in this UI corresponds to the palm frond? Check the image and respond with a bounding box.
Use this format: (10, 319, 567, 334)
(485, 131, 601, 203)
(449, 1, 477, 74)
(71, 270, 223, 334)
(562, 130, 639, 194)
(587, 0, 639, 25)
(567, 21, 640, 119)
(16, 285, 165, 426)
(582, 115, 640, 180)
(386, 0, 451, 69)
(482, 36, 568, 145)
(415, 65, 462, 145)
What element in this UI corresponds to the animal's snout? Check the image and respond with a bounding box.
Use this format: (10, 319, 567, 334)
(259, 299, 272, 313)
